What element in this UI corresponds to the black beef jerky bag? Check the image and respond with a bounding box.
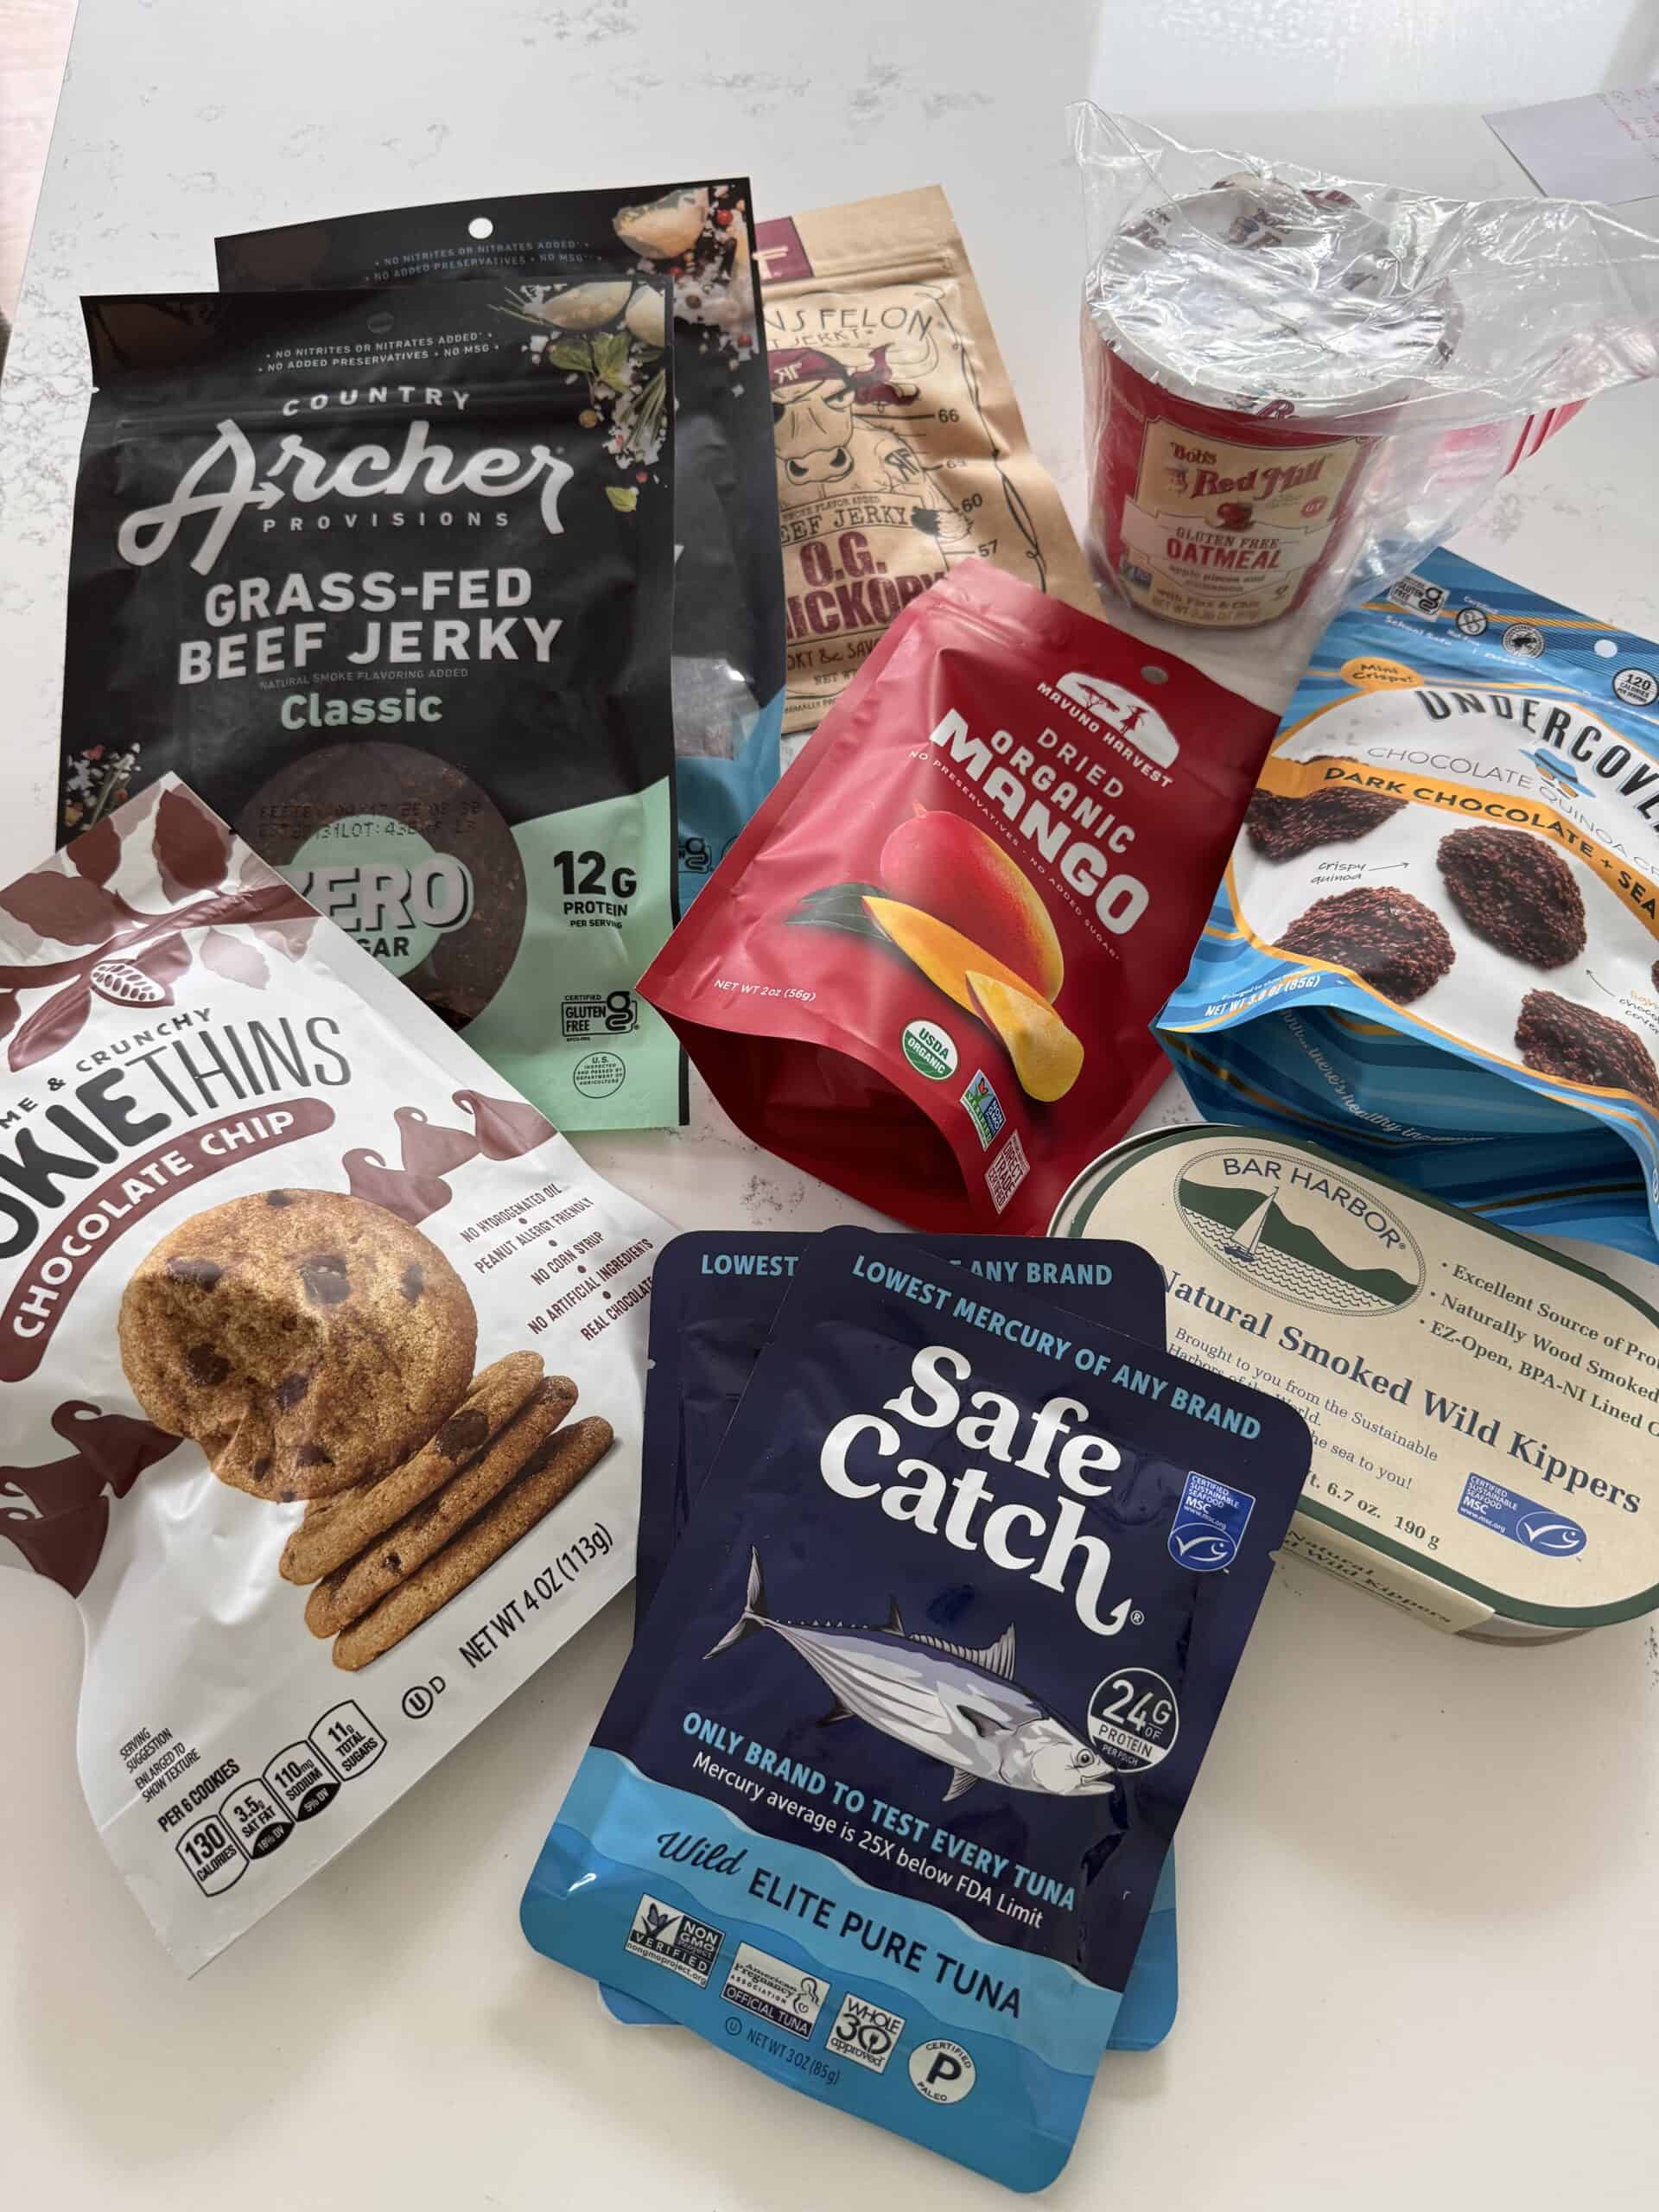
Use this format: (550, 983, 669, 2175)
(216, 180, 786, 910)
(59, 283, 683, 1132)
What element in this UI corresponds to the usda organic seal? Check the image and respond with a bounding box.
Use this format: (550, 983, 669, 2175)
(901, 1018, 958, 1081)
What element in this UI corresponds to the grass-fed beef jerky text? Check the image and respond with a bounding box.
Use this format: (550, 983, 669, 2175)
(60, 285, 682, 1134)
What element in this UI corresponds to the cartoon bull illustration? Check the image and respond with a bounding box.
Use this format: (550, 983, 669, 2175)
(769, 343, 973, 550)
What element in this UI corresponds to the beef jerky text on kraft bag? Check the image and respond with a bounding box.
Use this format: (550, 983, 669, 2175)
(522, 1231, 1311, 2189)
(757, 186, 1102, 735)
(218, 180, 786, 912)
(642, 563, 1277, 1233)
(60, 285, 680, 1132)
(0, 780, 668, 1974)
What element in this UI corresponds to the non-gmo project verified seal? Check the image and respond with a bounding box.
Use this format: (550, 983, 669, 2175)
(960, 1069, 1006, 1149)
(1169, 1470, 1255, 1571)
(720, 1942, 829, 2037)
(624, 1894, 724, 1986)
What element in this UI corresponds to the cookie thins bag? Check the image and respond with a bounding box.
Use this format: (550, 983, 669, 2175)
(524, 1230, 1310, 2190)
(1157, 549, 1659, 1262)
(218, 179, 785, 911)
(643, 562, 1276, 1232)
(60, 283, 681, 1133)
(0, 780, 666, 1972)
(606, 1228, 1178, 2053)
(756, 186, 1102, 734)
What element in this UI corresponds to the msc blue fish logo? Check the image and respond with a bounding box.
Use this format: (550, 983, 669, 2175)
(707, 1549, 1116, 1803)
(1516, 1510, 1587, 1555)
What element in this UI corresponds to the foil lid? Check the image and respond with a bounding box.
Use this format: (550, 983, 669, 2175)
(1091, 177, 1458, 418)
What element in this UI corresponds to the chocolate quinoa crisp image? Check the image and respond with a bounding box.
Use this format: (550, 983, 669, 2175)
(1245, 785, 1407, 861)
(1276, 886, 1454, 1005)
(1516, 990, 1659, 1107)
(1437, 825, 1586, 969)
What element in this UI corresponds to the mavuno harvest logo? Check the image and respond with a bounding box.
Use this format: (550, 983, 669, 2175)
(1044, 671, 1179, 767)
(118, 418, 575, 575)
(1175, 1147, 1424, 1316)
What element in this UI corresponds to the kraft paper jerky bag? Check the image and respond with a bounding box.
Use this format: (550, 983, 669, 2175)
(644, 562, 1276, 1233)
(60, 284, 681, 1132)
(0, 779, 667, 1973)
(218, 179, 785, 908)
(607, 1227, 1178, 2054)
(756, 186, 1102, 736)
(524, 1230, 1311, 2189)
(1158, 548, 1659, 1262)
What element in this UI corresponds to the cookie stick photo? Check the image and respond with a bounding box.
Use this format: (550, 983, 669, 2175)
(281, 1351, 545, 1584)
(304, 1375, 579, 1636)
(332, 1417, 615, 1671)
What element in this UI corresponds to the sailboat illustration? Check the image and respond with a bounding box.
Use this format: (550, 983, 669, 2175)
(1220, 1192, 1277, 1264)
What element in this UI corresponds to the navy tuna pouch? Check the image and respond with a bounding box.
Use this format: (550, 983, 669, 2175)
(525, 1229, 1309, 2189)
(613, 1229, 1178, 2052)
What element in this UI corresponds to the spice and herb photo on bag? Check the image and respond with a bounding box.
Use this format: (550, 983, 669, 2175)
(59, 283, 680, 1133)
(217, 178, 786, 908)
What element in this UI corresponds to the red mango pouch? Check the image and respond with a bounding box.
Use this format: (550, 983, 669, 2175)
(641, 564, 1275, 1231)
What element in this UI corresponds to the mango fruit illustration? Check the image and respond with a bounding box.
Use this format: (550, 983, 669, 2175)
(965, 972, 1084, 1103)
(861, 897, 1037, 1015)
(879, 808, 1064, 1001)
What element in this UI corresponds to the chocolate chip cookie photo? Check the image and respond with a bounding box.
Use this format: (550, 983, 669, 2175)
(1516, 990, 1659, 1107)
(1276, 886, 1455, 1005)
(118, 1190, 478, 1502)
(1244, 785, 1407, 861)
(1437, 825, 1587, 969)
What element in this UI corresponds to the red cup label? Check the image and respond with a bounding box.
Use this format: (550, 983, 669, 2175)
(1117, 418, 1363, 628)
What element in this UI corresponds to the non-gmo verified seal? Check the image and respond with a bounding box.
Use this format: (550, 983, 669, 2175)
(901, 1018, 958, 1081)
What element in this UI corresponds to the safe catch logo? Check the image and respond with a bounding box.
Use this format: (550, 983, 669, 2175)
(1169, 1470, 1256, 1571)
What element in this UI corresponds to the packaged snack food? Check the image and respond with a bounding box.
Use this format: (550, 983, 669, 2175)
(611, 1226, 1178, 2055)
(755, 187, 1101, 734)
(60, 284, 681, 1132)
(1052, 1128, 1659, 1643)
(633, 1230, 1170, 1614)
(0, 780, 667, 1971)
(1157, 549, 1659, 1262)
(642, 562, 1277, 1233)
(218, 178, 785, 909)
(522, 1230, 1312, 2189)
(1074, 108, 1659, 631)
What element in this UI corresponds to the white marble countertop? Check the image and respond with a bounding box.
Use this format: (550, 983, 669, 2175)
(3, 3, 1658, 2207)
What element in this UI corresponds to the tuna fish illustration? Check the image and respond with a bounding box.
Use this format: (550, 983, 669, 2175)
(707, 1549, 1117, 1803)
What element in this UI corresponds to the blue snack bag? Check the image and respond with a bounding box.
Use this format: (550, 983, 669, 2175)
(613, 1229, 1178, 2053)
(524, 1229, 1310, 2189)
(1157, 548, 1659, 1262)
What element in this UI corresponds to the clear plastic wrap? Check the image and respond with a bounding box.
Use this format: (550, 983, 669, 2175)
(1072, 105, 1659, 632)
